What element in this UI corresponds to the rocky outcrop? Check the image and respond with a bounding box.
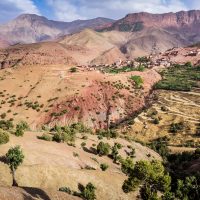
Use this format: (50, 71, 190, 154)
(101, 10, 200, 31)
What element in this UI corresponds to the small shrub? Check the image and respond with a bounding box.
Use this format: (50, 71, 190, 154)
(52, 132, 63, 143)
(153, 118, 160, 124)
(73, 152, 79, 157)
(81, 182, 96, 200)
(111, 143, 122, 163)
(91, 157, 99, 163)
(59, 187, 72, 194)
(0, 120, 14, 130)
(161, 106, 168, 112)
(14, 128, 24, 137)
(0, 129, 9, 144)
(81, 142, 86, 148)
(16, 121, 29, 131)
(82, 135, 88, 140)
(97, 135, 103, 140)
(69, 67, 77, 73)
(100, 163, 109, 171)
(96, 142, 110, 156)
(169, 122, 184, 133)
(37, 133, 52, 141)
(0, 113, 6, 119)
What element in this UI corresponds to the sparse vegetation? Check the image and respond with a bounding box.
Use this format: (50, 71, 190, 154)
(96, 129, 118, 139)
(59, 182, 96, 200)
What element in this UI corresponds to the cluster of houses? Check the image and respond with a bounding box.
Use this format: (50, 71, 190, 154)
(76, 47, 200, 73)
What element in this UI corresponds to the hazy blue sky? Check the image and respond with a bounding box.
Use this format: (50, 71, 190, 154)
(0, 0, 200, 23)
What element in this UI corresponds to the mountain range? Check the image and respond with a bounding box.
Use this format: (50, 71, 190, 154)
(1, 10, 200, 66)
(0, 14, 114, 45)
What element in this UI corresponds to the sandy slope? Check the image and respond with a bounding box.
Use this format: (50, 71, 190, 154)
(0, 132, 161, 200)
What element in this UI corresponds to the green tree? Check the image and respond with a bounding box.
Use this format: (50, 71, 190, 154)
(122, 160, 171, 199)
(176, 176, 200, 200)
(6, 146, 24, 186)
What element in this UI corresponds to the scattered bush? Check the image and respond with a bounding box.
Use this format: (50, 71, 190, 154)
(73, 152, 79, 157)
(16, 121, 29, 131)
(59, 187, 72, 194)
(153, 118, 160, 124)
(37, 133, 52, 141)
(169, 122, 184, 133)
(100, 163, 109, 171)
(0, 129, 9, 144)
(96, 142, 110, 156)
(0, 113, 6, 119)
(52, 132, 64, 143)
(14, 128, 24, 137)
(96, 129, 118, 139)
(69, 67, 77, 73)
(81, 182, 96, 200)
(81, 142, 86, 148)
(0, 120, 14, 130)
(111, 143, 122, 163)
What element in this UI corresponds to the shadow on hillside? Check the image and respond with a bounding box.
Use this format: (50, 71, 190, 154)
(82, 147, 97, 155)
(22, 193, 35, 200)
(22, 187, 51, 200)
(0, 155, 7, 164)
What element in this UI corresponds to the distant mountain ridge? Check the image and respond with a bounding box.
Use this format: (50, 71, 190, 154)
(0, 14, 114, 46)
(1, 10, 200, 64)
(100, 10, 200, 32)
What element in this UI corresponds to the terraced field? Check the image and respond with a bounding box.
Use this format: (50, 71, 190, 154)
(122, 88, 200, 150)
(119, 64, 200, 149)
